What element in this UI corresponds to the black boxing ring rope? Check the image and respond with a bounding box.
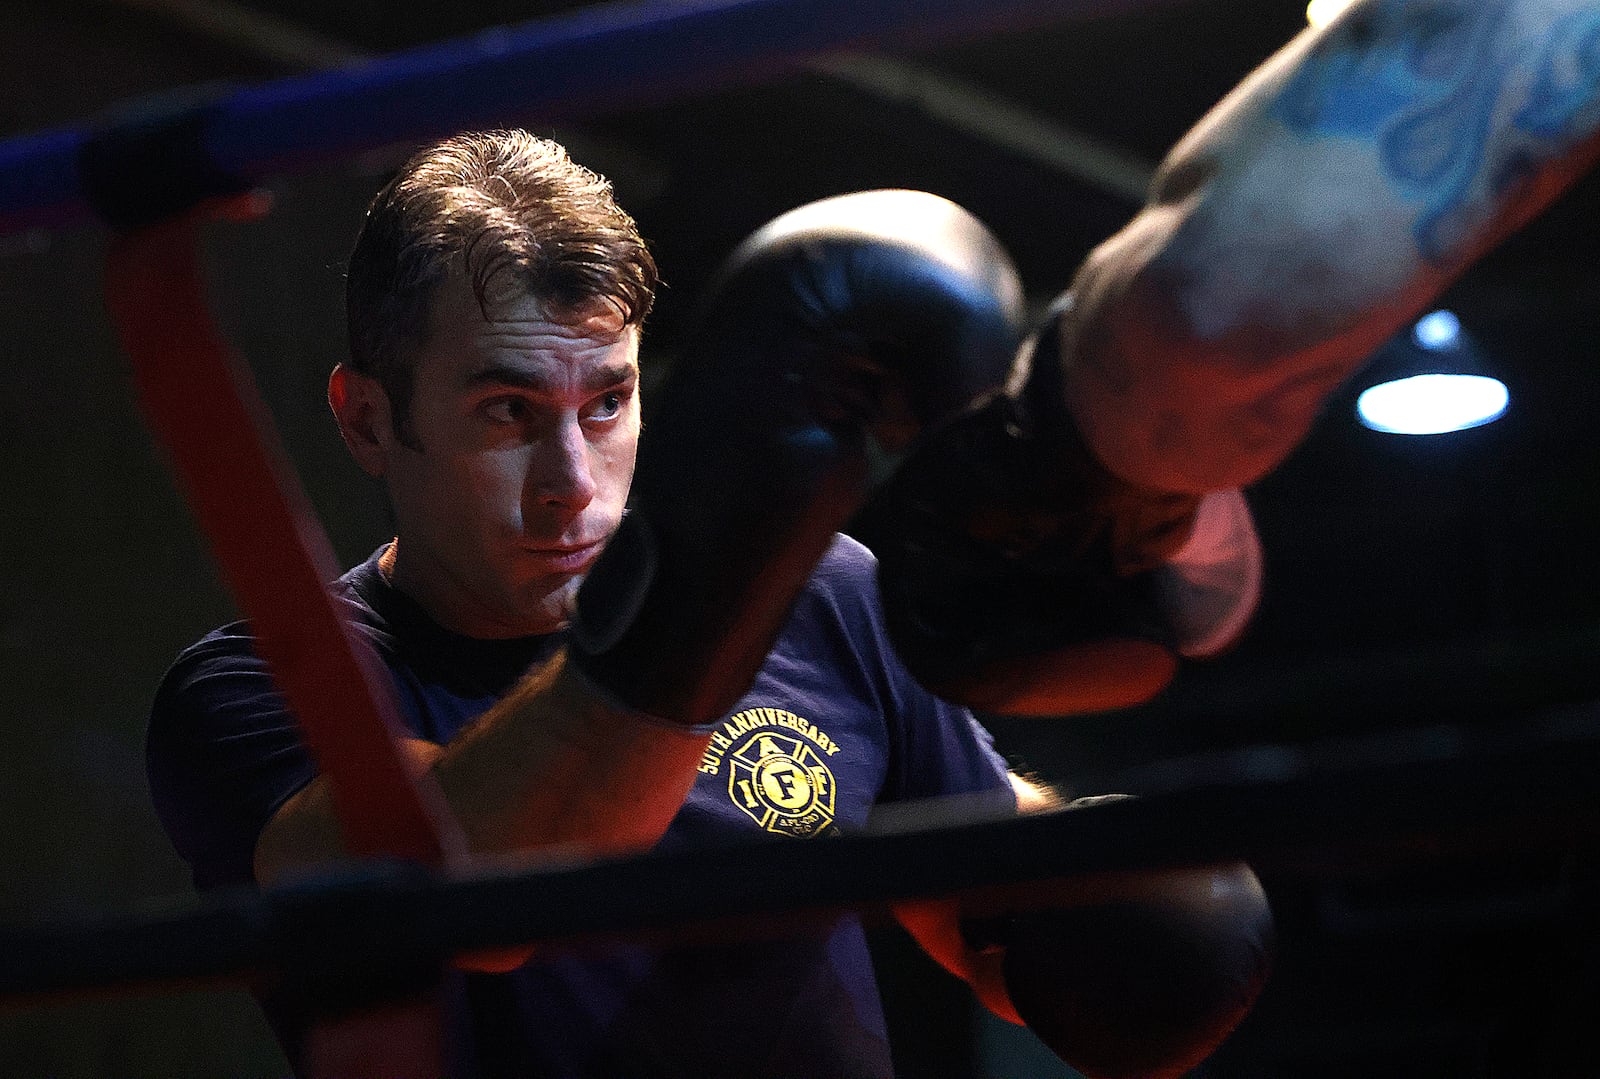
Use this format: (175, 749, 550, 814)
(7, 693, 1600, 1005)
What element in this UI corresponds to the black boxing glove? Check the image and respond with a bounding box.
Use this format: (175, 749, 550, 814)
(570, 190, 1025, 724)
(992, 861, 1274, 1079)
(856, 292, 1205, 716)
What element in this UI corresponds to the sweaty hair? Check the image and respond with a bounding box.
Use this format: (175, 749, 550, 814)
(345, 130, 657, 442)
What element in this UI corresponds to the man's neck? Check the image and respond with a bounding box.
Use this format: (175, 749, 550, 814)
(377, 538, 564, 639)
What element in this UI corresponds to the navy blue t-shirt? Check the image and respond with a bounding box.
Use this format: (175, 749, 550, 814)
(148, 536, 1013, 1078)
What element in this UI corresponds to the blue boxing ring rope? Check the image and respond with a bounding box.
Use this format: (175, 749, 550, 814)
(0, 0, 1184, 233)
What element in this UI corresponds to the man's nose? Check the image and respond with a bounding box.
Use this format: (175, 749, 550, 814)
(529, 417, 598, 511)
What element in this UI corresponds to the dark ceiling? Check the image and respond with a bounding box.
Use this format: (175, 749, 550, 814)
(5, 1, 1600, 1076)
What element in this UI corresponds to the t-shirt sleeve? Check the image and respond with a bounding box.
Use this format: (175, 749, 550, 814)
(146, 627, 319, 890)
(812, 535, 1015, 812)
(880, 676, 1016, 812)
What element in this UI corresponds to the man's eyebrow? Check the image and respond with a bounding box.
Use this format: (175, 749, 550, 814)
(584, 361, 640, 392)
(462, 360, 638, 394)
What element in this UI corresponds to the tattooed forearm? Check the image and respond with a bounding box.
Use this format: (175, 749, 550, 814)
(1058, 0, 1600, 492)
(1276, 0, 1600, 263)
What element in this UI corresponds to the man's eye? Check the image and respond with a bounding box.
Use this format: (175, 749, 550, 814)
(483, 397, 527, 424)
(588, 391, 626, 421)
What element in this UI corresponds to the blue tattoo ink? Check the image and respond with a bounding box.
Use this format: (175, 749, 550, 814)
(1275, 9, 1485, 137)
(1515, 9, 1600, 138)
(1276, 36, 1420, 137)
(1381, 9, 1507, 190)
(1271, 3, 1600, 263)
(1408, 9, 1474, 81)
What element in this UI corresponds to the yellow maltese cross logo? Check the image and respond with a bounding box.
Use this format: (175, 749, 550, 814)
(725, 716, 838, 838)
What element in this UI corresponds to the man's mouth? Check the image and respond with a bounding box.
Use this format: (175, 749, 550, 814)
(523, 539, 605, 574)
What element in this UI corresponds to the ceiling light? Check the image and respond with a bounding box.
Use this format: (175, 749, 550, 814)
(1355, 311, 1509, 435)
(1412, 309, 1462, 352)
(1357, 374, 1509, 435)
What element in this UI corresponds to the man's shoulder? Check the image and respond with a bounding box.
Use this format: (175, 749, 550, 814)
(164, 619, 261, 675)
(806, 533, 878, 596)
(769, 534, 895, 674)
(156, 551, 389, 697)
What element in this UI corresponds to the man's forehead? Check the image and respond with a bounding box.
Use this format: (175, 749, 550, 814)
(402, 273, 635, 388)
(472, 273, 631, 338)
(416, 272, 636, 358)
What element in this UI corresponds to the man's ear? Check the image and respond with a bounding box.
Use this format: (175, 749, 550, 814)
(328, 363, 396, 478)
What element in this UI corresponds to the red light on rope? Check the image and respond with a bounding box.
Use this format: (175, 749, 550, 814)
(104, 201, 466, 869)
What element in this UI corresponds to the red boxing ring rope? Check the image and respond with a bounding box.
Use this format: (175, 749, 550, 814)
(104, 203, 466, 870)
(104, 202, 465, 1075)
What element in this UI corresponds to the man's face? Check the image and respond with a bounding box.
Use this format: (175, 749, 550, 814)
(370, 274, 640, 637)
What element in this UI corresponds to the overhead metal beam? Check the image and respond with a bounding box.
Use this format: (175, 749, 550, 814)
(812, 55, 1155, 203)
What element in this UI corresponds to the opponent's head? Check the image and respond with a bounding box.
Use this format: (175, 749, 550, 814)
(333, 130, 657, 637)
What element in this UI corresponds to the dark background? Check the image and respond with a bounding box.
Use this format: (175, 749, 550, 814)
(4, 0, 1600, 1075)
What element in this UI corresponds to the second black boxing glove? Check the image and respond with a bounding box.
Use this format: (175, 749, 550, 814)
(857, 292, 1205, 716)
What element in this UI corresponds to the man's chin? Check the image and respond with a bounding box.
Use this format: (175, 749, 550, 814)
(511, 574, 583, 636)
